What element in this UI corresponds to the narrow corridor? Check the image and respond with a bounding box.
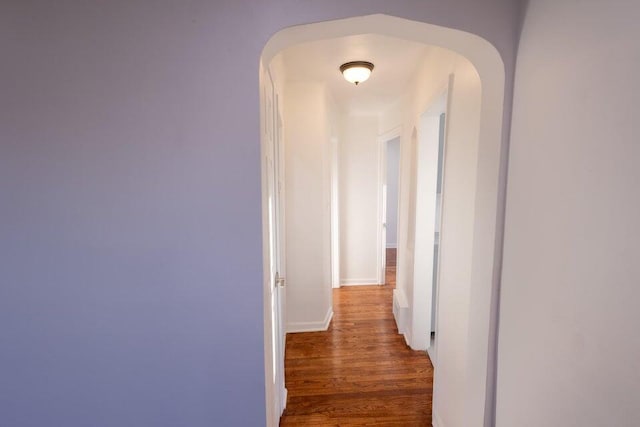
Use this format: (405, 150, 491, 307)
(280, 251, 433, 426)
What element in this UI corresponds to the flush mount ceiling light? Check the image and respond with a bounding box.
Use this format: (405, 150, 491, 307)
(340, 61, 374, 85)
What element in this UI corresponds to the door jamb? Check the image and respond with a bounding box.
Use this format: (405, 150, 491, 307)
(412, 80, 451, 356)
(377, 127, 402, 285)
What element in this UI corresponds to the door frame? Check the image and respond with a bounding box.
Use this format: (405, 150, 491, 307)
(274, 91, 287, 414)
(260, 66, 287, 427)
(377, 127, 402, 285)
(410, 82, 451, 354)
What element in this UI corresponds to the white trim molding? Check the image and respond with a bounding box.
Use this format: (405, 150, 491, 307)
(286, 307, 333, 333)
(378, 126, 403, 144)
(392, 288, 410, 343)
(432, 412, 445, 427)
(340, 278, 381, 286)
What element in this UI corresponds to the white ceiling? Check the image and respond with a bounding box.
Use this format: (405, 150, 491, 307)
(280, 34, 430, 115)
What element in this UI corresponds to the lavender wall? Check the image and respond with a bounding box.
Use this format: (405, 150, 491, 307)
(0, 1, 520, 425)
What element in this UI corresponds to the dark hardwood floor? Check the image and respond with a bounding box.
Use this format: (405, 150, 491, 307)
(280, 248, 433, 426)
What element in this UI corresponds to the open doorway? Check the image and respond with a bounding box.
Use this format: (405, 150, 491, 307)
(378, 127, 402, 287)
(413, 88, 449, 364)
(381, 135, 401, 288)
(260, 14, 506, 427)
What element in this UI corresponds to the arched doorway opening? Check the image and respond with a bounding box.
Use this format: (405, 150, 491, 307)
(260, 14, 505, 427)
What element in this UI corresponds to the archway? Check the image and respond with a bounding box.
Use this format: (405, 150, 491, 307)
(260, 14, 505, 427)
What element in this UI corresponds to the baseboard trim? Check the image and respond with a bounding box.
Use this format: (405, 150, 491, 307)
(286, 307, 333, 333)
(385, 244, 397, 249)
(393, 288, 409, 341)
(340, 278, 380, 286)
(432, 412, 444, 427)
(427, 346, 436, 367)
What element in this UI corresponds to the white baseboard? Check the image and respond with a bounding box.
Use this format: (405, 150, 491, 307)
(403, 329, 411, 346)
(286, 307, 333, 333)
(432, 412, 445, 427)
(392, 288, 408, 331)
(392, 288, 412, 345)
(385, 244, 397, 249)
(282, 388, 288, 412)
(340, 278, 380, 286)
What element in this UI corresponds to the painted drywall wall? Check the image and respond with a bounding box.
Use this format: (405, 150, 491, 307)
(326, 91, 344, 289)
(1, 3, 270, 426)
(339, 115, 380, 284)
(381, 47, 482, 427)
(0, 1, 520, 426)
(497, 1, 640, 426)
(282, 82, 333, 332)
(385, 137, 401, 248)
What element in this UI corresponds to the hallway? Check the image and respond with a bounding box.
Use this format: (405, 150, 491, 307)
(280, 251, 433, 426)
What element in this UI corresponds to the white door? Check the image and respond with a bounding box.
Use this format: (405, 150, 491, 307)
(274, 97, 287, 414)
(264, 73, 286, 421)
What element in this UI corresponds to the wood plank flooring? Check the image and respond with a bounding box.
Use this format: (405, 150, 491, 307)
(280, 249, 433, 426)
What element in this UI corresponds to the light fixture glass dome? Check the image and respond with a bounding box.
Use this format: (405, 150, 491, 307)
(340, 61, 374, 85)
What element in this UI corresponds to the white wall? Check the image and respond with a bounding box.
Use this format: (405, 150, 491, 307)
(339, 114, 380, 285)
(381, 47, 483, 427)
(497, 1, 640, 426)
(385, 137, 401, 248)
(282, 81, 333, 332)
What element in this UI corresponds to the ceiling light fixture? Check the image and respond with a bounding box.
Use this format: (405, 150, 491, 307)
(340, 61, 374, 85)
